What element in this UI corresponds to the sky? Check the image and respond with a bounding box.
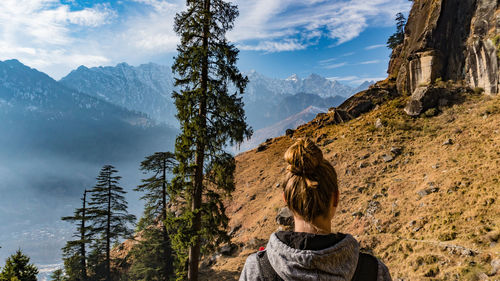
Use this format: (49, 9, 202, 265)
(0, 0, 412, 86)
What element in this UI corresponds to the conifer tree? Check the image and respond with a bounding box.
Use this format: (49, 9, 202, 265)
(0, 249, 38, 281)
(387, 12, 406, 49)
(50, 269, 66, 281)
(129, 152, 176, 280)
(62, 189, 90, 281)
(88, 165, 136, 281)
(171, 0, 251, 280)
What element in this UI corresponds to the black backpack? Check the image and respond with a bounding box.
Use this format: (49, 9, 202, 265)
(256, 250, 378, 281)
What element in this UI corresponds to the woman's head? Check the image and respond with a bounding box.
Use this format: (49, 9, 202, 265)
(282, 138, 339, 222)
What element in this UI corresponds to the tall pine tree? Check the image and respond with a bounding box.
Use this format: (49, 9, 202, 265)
(0, 249, 38, 281)
(62, 189, 90, 281)
(129, 152, 176, 280)
(171, 0, 251, 280)
(88, 165, 136, 281)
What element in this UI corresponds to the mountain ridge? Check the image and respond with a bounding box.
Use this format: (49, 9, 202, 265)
(59, 62, 370, 132)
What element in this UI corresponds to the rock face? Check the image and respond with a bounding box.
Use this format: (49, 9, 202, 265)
(389, 0, 499, 96)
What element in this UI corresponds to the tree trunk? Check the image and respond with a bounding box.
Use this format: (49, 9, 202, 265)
(81, 190, 88, 281)
(162, 158, 173, 278)
(106, 178, 111, 281)
(187, 1, 210, 280)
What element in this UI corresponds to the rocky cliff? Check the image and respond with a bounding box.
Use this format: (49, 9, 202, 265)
(389, 0, 499, 96)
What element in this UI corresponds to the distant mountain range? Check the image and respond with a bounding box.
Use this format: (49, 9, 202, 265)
(60, 63, 177, 126)
(59, 62, 372, 130)
(0, 59, 175, 163)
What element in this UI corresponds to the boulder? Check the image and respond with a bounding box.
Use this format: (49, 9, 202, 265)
(442, 138, 453, 145)
(276, 207, 294, 226)
(381, 154, 394, 163)
(491, 259, 500, 275)
(390, 147, 402, 155)
(219, 243, 237, 256)
(358, 162, 369, 168)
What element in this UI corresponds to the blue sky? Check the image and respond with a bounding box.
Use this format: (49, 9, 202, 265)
(0, 0, 412, 86)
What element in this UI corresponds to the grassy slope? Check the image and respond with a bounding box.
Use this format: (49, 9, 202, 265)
(202, 94, 500, 280)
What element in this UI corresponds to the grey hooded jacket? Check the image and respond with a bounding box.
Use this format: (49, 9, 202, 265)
(239, 233, 392, 281)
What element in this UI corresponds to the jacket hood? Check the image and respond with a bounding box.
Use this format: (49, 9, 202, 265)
(266, 232, 360, 281)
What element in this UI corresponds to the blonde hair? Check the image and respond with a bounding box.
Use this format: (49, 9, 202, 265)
(282, 138, 339, 222)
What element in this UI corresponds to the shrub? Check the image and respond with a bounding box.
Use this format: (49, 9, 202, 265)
(424, 108, 438, 117)
(438, 231, 457, 241)
(473, 87, 484, 95)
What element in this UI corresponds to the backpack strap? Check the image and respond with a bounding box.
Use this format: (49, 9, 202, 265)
(256, 250, 283, 281)
(351, 252, 379, 281)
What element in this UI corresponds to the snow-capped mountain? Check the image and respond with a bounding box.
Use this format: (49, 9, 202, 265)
(0, 59, 151, 125)
(243, 71, 355, 102)
(60, 62, 177, 126)
(60, 63, 365, 130)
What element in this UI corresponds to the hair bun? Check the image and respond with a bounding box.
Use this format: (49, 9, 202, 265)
(284, 138, 324, 178)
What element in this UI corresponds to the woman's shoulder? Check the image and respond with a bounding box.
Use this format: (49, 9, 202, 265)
(238, 252, 261, 281)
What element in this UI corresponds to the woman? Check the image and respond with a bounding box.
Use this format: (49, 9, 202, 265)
(239, 138, 392, 281)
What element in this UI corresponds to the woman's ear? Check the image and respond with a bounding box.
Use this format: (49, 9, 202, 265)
(332, 190, 339, 207)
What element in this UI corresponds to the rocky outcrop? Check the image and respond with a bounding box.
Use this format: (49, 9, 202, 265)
(390, 0, 499, 96)
(465, 0, 500, 95)
(305, 81, 398, 128)
(404, 84, 472, 116)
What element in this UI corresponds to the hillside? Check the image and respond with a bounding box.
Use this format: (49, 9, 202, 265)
(203, 92, 500, 281)
(60, 64, 355, 131)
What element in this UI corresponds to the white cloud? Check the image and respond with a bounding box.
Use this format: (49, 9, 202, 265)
(359, 60, 381, 64)
(327, 76, 358, 81)
(323, 62, 347, 69)
(0, 0, 115, 78)
(0, 0, 411, 78)
(132, 0, 178, 13)
(238, 39, 307, 52)
(329, 75, 386, 85)
(365, 44, 386, 50)
(229, 0, 412, 51)
(318, 57, 338, 64)
(341, 52, 356, 57)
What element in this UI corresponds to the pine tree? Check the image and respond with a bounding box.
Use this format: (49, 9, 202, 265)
(129, 152, 176, 280)
(50, 269, 66, 281)
(62, 189, 90, 281)
(171, 0, 251, 280)
(88, 165, 136, 281)
(0, 249, 38, 281)
(387, 12, 406, 49)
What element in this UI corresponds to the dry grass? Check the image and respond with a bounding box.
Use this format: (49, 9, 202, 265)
(201, 94, 500, 280)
